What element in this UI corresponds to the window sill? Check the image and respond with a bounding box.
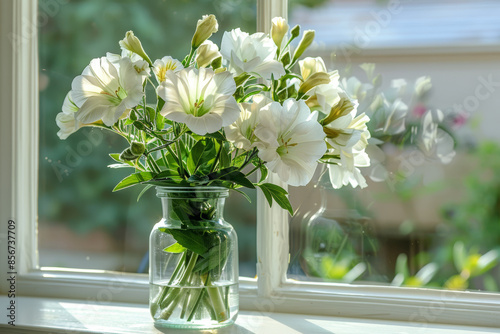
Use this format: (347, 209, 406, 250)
(0, 296, 497, 334)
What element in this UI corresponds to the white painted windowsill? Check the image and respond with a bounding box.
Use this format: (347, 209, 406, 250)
(0, 296, 498, 334)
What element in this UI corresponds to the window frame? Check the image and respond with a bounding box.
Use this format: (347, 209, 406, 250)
(1, 0, 499, 328)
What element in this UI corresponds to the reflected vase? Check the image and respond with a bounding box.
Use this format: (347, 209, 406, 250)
(149, 186, 239, 329)
(301, 178, 376, 282)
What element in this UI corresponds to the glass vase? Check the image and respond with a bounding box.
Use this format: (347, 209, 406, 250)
(149, 186, 238, 329)
(300, 173, 377, 282)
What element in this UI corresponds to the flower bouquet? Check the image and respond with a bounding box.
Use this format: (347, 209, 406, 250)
(57, 15, 373, 328)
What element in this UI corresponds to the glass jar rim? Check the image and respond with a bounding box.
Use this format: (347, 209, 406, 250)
(156, 186, 229, 198)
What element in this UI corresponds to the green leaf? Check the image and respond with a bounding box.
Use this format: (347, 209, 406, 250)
(187, 140, 207, 175)
(146, 106, 156, 124)
(133, 121, 146, 130)
(209, 167, 255, 189)
(257, 183, 293, 215)
(163, 242, 186, 253)
(227, 171, 255, 189)
(109, 153, 134, 166)
(107, 163, 135, 169)
(453, 242, 466, 272)
(137, 184, 154, 202)
(113, 172, 156, 192)
(160, 228, 209, 256)
(219, 142, 231, 169)
(144, 179, 190, 187)
(476, 250, 499, 275)
(193, 236, 229, 274)
(483, 274, 499, 292)
(155, 169, 181, 179)
(258, 183, 273, 207)
(233, 188, 252, 203)
(109, 153, 122, 163)
(255, 163, 268, 183)
(187, 174, 210, 185)
(204, 131, 226, 141)
(395, 253, 409, 278)
(156, 112, 165, 131)
(124, 118, 135, 125)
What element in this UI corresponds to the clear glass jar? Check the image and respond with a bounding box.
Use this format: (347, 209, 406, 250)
(149, 186, 238, 329)
(299, 175, 377, 282)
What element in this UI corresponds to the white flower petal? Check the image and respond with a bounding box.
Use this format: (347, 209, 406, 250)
(158, 67, 239, 135)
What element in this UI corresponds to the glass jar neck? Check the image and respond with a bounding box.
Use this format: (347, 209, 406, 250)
(157, 187, 229, 223)
(314, 177, 363, 221)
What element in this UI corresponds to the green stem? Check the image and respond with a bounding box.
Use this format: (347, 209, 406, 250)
(202, 292, 217, 320)
(206, 279, 228, 322)
(175, 140, 187, 178)
(151, 251, 187, 316)
(239, 148, 258, 171)
(159, 252, 199, 319)
(146, 155, 162, 174)
(210, 142, 223, 173)
(183, 47, 196, 67)
(186, 274, 210, 322)
(245, 165, 259, 177)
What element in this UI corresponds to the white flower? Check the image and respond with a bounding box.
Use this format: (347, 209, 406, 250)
(271, 17, 289, 49)
(157, 67, 240, 135)
(328, 163, 368, 189)
(414, 76, 432, 97)
(119, 30, 152, 65)
(107, 51, 151, 78)
(368, 94, 408, 136)
(225, 94, 271, 150)
(254, 99, 326, 186)
(191, 14, 218, 48)
(56, 92, 82, 139)
(292, 29, 315, 63)
(153, 56, 183, 83)
(220, 28, 285, 79)
(195, 40, 221, 68)
(299, 57, 327, 81)
(418, 109, 456, 164)
(72, 56, 144, 126)
(307, 71, 341, 115)
(341, 76, 372, 104)
(323, 91, 371, 172)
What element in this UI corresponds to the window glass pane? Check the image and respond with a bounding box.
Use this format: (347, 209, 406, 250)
(288, 0, 500, 292)
(38, 0, 257, 277)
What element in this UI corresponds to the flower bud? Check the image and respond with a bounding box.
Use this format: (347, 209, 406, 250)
(298, 72, 330, 96)
(271, 17, 289, 49)
(119, 148, 138, 161)
(119, 31, 152, 65)
(322, 97, 356, 126)
(211, 56, 222, 69)
(290, 25, 300, 39)
(292, 30, 315, 63)
(191, 14, 219, 49)
(299, 57, 327, 81)
(195, 40, 221, 68)
(129, 109, 138, 121)
(214, 67, 227, 74)
(130, 141, 146, 156)
(281, 51, 291, 67)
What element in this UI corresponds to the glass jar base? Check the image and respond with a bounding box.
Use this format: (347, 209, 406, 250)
(153, 316, 237, 330)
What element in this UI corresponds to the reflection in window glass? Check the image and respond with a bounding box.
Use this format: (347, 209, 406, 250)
(38, 0, 257, 277)
(288, 0, 500, 292)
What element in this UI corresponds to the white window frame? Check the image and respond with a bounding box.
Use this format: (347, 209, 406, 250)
(1, 0, 499, 328)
